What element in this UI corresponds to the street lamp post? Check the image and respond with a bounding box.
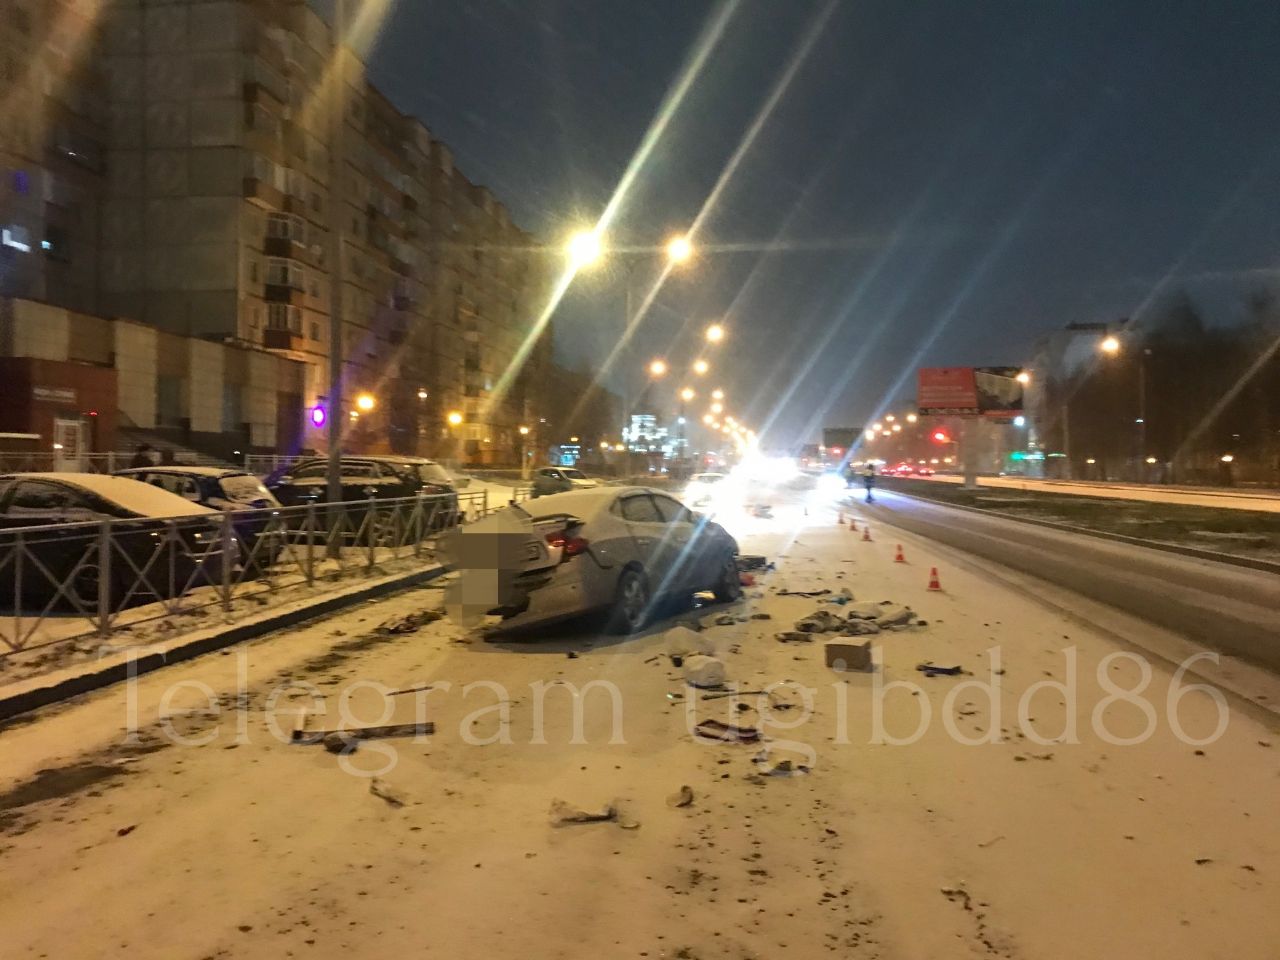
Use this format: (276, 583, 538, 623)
(565, 229, 694, 481)
(325, 0, 349, 558)
(518, 425, 530, 480)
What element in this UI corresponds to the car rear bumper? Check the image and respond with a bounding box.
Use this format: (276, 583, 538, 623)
(489, 560, 603, 631)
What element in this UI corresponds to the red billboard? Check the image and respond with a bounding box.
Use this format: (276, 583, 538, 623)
(918, 367, 1023, 418)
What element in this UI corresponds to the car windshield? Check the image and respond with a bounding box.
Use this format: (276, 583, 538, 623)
(218, 474, 274, 501)
(413, 462, 453, 485)
(562, 469, 588, 480)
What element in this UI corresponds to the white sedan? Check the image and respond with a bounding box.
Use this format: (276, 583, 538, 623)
(444, 486, 742, 633)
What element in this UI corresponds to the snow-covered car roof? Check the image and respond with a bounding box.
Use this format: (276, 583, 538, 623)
(524, 486, 679, 516)
(115, 466, 247, 479)
(1, 473, 216, 518)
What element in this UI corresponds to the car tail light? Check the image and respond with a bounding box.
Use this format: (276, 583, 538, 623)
(545, 530, 590, 560)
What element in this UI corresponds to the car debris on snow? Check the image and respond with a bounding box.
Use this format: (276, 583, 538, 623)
(693, 718, 761, 743)
(292, 721, 435, 745)
(369, 778, 406, 808)
(665, 625, 715, 657)
(375, 608, 445, 634)
(549, 799, 639, 830)
(667, 785, 695, 808)
(700, 688, 767, 701)
(683, 654, 727, 689)
(916, 662, 965, 677)
(775, 631, 814, 643)
(737, 555, 770, 571)
(825, 640, 873, 672)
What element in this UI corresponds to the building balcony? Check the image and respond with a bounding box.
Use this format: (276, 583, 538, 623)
(264, 284, 306, 306)
(263, 328, 305, 352)
(243, 177, 284, 210)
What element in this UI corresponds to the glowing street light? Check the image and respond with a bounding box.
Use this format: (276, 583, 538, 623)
(679, 387, 695, 402)
(648, 358, 668, 378)
(566, 229, 604, 269)
(417, 388, 428, 400)
(692, 359, 709, 375)
(891, 423, 902, 432)
(1100, 335, 1121, 355)
(710, 402, 723, 415)
(447, 411, 463, 426)
(355, 392, 376, 412)
(710, 388, 724, 401)
(666, 234, 693, 264)
(1016, 371, 1031, 385)
(906, 413, 918, 423)
(518, 425, 529, 436)
(865, 429, 875, 440)
(702, 414, 714, 425)
(705, 323, 725, 344)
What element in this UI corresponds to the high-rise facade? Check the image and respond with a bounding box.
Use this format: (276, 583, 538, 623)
(1, 0, 553, 463)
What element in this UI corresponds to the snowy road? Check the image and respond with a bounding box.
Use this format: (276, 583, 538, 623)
(859, 488, 1280, 672)
(2, 488, 1278, 959)
(919, 473, 1280, 512)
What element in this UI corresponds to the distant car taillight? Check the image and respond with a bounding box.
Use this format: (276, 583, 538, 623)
(545, 530, 590, 560)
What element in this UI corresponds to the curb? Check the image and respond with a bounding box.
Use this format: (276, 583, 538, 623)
(881, 485, 1280, 575)
(0, 565, 447, 723)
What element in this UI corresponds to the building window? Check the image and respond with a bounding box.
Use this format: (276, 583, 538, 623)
(266, 258, 304, 289)
(249, 259, 259, 283)
(267, 303, 302, 333)
(310, 321, 320, 341)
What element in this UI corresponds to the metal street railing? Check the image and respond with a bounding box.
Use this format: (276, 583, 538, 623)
(0, 489, 493, 656)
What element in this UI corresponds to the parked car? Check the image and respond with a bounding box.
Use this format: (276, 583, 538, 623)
(531, 466, 600, 498)
(0, 473, 225, 609)
(449, 486, 741, 633)
(267, 456, 461, 538)
(114, 466, 282, 569)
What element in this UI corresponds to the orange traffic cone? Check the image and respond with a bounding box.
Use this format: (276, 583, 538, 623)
(894, 544, 906, 563)
(927, 566, 942, 591)
(861, 525, 872, 542)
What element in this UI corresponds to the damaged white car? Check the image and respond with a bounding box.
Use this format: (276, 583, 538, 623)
(443, 487, 742, 633)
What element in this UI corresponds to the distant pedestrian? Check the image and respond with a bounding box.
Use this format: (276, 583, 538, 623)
(862, 462, 876, 503)
(129, 443, 154, 469)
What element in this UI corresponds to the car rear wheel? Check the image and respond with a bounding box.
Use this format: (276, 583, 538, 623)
(711, 552, 743, 603)
(607, 567, 650, 634)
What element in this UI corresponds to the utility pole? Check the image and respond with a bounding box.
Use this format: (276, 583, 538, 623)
(325, 0, 347, 541)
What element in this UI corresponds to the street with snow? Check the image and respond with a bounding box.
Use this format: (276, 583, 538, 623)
(1, 486, 1278, 960)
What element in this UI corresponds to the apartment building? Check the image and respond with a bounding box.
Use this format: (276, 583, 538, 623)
(1, 0, 553, 463)
(0, 0, 107, 315)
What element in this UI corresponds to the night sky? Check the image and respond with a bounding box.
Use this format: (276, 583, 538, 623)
(344, 0, 1280, 443)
